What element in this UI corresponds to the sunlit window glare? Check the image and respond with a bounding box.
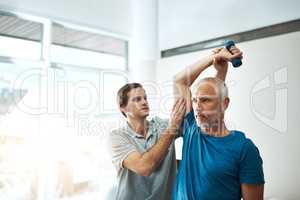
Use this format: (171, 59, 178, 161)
(0, 12, 127, 200)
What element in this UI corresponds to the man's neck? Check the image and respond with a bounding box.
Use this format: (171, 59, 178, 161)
(127, 117, 148, 137)
(201, 121, 230, 137)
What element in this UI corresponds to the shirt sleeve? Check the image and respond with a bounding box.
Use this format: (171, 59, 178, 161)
(184, 109, 196, 127)
(108, 130, 137, 172)
(180, 109, 196, 136)
(239, 139, 265, 184)
(154, 111, 196, 138)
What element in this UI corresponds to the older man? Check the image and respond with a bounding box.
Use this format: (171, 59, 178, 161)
(172, 47, 265, 200)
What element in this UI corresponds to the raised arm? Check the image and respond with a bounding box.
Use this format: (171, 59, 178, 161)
(173, 54, 214, 114)
(173, 47, 242, 114)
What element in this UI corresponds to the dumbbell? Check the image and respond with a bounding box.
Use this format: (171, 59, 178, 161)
(224, 40, 242, 67)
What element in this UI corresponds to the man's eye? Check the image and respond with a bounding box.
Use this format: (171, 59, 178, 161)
(192, 97, 211, 103)
(134, 97, 141, 102)
(202, 98, 209, 102)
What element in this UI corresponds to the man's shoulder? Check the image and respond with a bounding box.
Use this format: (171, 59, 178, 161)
(232, 130, 255, 142)
(231, 130, 259, 151)
(110, 126, 131, 139)
(183, 110, 197, 126)
(148, 116, 169, 135)
(150, 116, 168, 127)
(151, 115, 168, 122)
(231, 130, 246, 138)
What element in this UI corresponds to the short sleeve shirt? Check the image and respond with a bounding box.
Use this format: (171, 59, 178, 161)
(172, 110, 265, 200)
(109, 117, 177, 200)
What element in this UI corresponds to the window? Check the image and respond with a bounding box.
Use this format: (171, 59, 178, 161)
(0, 12, 43, 61)
(0, 61, 42, 200)
(0, 10, 128, 200)
(51, 23, 127, 70)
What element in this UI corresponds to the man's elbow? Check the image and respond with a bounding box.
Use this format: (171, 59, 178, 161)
(241, 184, 264, 200)
(136, 165, 154, 177)
(173, 75, 182, 84)
(138, 168, 152, 177)
(173, 77, 187, 94)
(135, 161, 155, 177)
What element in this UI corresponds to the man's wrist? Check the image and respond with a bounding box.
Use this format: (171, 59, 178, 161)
(207, 54, 216, 66)
(166, 125, 180, 136)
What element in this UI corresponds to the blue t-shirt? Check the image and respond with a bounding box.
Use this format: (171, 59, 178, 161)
(172, 110, 265, 200)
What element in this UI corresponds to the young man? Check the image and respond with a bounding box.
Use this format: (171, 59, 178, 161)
(109, 83, 186, 200)
(172, 47, 265, 200)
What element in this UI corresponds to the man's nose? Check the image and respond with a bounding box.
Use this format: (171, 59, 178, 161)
(141, 98, 148, 105)
(195, 101, 204, 111)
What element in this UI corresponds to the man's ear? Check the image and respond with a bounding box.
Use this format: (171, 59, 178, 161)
(119, 106, 128, 118)
(222, 97, 230, 111)
(120, 106, 126, 113)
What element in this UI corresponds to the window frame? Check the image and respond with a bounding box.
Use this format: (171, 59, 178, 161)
(0, 9, 129, 116)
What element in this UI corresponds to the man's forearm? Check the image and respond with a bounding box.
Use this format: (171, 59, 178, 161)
(174, 55, 214, 86)
(216, 66, 228, 81)
(140, 128, 175, 174)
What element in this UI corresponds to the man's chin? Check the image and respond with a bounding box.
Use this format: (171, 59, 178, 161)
(141, 112, 149, 117)
(196, 117, 212, 129)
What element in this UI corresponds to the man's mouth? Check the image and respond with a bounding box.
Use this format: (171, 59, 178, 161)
(196, 113, 208, 120)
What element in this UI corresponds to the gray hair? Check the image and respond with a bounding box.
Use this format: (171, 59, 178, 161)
(192, 77, 228, 100)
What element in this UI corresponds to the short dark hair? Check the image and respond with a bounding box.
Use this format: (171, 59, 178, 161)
(117, 83, 143, 117)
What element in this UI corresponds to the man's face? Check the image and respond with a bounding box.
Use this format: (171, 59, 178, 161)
(192, 82, 228, 126)
(121, 87, 150, 119)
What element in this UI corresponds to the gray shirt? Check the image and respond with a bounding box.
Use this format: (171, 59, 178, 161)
(109, 117, 177, 200)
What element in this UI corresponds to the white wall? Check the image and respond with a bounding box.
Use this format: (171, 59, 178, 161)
(156, 31, 300, 199)
(159, 0, 300, 50)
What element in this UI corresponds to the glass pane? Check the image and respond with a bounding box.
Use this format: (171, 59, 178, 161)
(0, 61, 42, 200)
(51, 45, 126, 70)
(51, 23, 127, 70)
(38, 66, 121, 199)
(0, 13, 42, 60)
